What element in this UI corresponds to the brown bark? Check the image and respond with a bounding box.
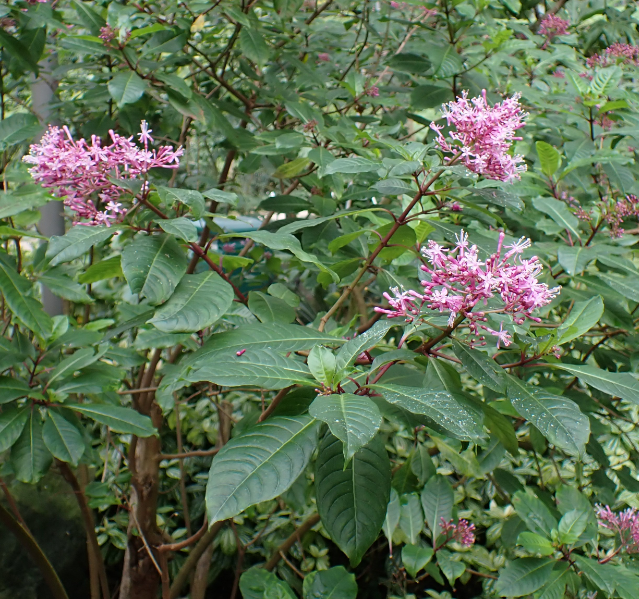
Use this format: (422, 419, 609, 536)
(190, 542, 215, 599)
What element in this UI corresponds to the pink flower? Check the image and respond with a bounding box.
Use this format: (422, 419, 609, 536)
(440, 518, 476, 547)
(538, 14, 570, 39)
(587, 43, 639, 68)
(367, 86, 380, 97)
(23, 122, 183, 226)
(430, 90, 528, 182)
(596, 505, 639, 553)
(317, 53, 330, 62)
(375, 230, 560, 345)
(450, 202, 463, 212)
(99, 25, 117, 44)
(599, 194, 639, 238)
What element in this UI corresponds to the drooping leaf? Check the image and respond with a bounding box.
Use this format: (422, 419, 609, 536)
(535, 141, 561, 178)
(307, 346, 337, 386)
(108, 71, 148, 106)
(0, 253, 52, 339)
(239, 27, 270, 67)
(240, 568, 296, 599)
(156, 187, 205, 218)
(334, 321, 392, 375)
(512, 491, 557, 538)
(148, 272, 233, 332)
(158, 218, 199, 243)
(248, 291, 296, 324)
(324, 157, 382, 175)
(402, 544, 434, 578)
(452, 340, 506, 392)
(65, 404, 156, 437)
(310, 394, 381, 462)
(46, 225, 114, 266)
(516, 532, 554, 556)
(573, 555, 616, 595)
(421, 474, 453, 542)
(0, 376, 31, 404)
(507, 377, 589, 456)
(399, 493, 424, 545)
(532, 197, 580, 238)
(11, 412, 52, 484)
(315, 433, 390, 566)
(0, 406, 30, 453)
(556, 296, 604, 345)
(42, 410, 85, 465)
(121, 234, 187, 305)
(372, 383, 483, 440)
(206, 416, 320, 523)
(555, 364, 639, 405)
(48, 348, 102, 386)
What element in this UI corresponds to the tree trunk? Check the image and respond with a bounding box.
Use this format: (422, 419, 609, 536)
(119, 401, 163, 599)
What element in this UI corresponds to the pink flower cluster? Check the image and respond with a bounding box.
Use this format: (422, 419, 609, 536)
(596, 505, 639, 553)
(587, 43, 639, 68)
(567, 193, 639, 238)
(430, 90, 528, 182)
(440, 518, 476, 547)
(99, 25, 118, 44)
(375, 230, 560, 347)
(538, 14, 570, 39)
(23, 121, 183, 226)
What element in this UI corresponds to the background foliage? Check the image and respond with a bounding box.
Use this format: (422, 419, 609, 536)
(2, 0, 639, 598)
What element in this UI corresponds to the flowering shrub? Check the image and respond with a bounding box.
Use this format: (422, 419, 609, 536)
(1, 2, 639, 599)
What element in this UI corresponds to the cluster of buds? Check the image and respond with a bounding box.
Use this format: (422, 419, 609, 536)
(430, 90, 528, 182)
(99, 25, 118, 44)
(538, 14, 570, 40)
(23, 121, 183, 226)
(565, 193, 639, 238)
(440, 518, 476, 547)
(367, 85, 380, 98)
(375, 230, 560, 348)
(586, 43, 639, 68)
(596, 505, 639, 553)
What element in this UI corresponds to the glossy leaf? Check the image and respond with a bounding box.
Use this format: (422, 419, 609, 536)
(46, 225, 114, 266)
(11, 412, 52, 484)
(452, 340, 506, 392)
(0, 376, 31, 404)
(421, 475, 453, 542)
(206, 416, 320, 523)
(495, 558, 555, 597)
(0, 406, 30, 453)
(42, 410, 85, 465)
(66, 404, 156, 437)
(302, 567, 357, 599)
(555, 364, 639, 405)
(108, 71, 148, 106)
(402, 544, 434, 578)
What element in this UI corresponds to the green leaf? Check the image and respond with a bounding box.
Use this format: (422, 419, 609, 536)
(239, 27, 270, 67)
(557, 509, 589, 545)
(189, 348, 311, 389)
(156, 187, 205, 218)
(596, 272, 639, 302)
(0, 376, 31, 404)
(532, 197, 580, 238)
(42, 410, 85, 466)
(536, 563, 570, 599)
(410, 84, 452, 109)
(48, 348, 102, 385)
(273, 157, 310, 179)
(108, 71, 148, 106)
(437, 550, 466, 585)
(78, 256, 123, 284)
(303, 566, 358, 599)
(387, 53, 431, 74)
(66, 404, 156, 437)
(516, 531, 554, 556)
(0, 29, 39, 74)
(307, 346, 337, 386)
(11, 412, 51, 484)
(310, 394, 381, 462)
(121, 234, 187, 305)
(372, 383, 483, 440)
(315, 433, 390, 566)
(573, 555, 616, 595)
(399, 493, 424, 544)
(0, 406, 30, 453)
(248, 291, 296, 324)
(401, 545, 434, 578)
(334, 321, 392, 376)
(421, 475, 453, 542)
(452, 341, 505, 392)
(0, 253, 52, 339)
(72, 0, 106, 35)
(148, 272, 233, 333)
(557, 245, 594, 275)
(158, 218, 199, 243)
(557, 296, 603, 345)
(507, 377, 589, 456)
(495, 558, 555, 597)
(46, 225, 114, 266)
(324, 157, 381, 175)
(555, 364, 639, 405)
(206, 415, 319, 523)
(39, 270, 93, 304)
(589, 66, 622, 97)
(202, 188, 238, 207)
(535, 141, 561, 178)
(512, 491, 557, 538)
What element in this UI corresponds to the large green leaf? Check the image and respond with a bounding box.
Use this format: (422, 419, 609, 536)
(302, 566, 358, 599)
(158, 218, 199, 243)
(65, 404, 156, 437)
(0, 253, 52, 339)
(309, 394, 381, 462)
(78, 256, 123, 284)
(402, 545, 434, 578)
(48, 347, 102, 386)
(383, 488, 400, 541)
(0, 406, 30, 452)
(148, 272, 233, 333)
(535, 141, 561, 177)
(121, 234, 187, 305)
(239, 27, 270, 67)
(596, 272, 639, 302)
(557, 246, 593, 275)
(206, 416, 320, 523)
(421, 474, 453, 542)
(39, 271, 93, 304)
(334, 321, 392, 375)
(108, 71, 148, 106)
(399, 493, 424, 545)
(452, 340, 506, 392)
(372, 383, 483, 440)
(532, 197, 580, 238)
(495, 558, 556, 597)
(46, 225, 114, 266)
(315, 433, 390, 566)
(156, 187, 205, 218)
(324, 157, 382, 175)
(555, 364, 639, 405)
(248, 291, 296, 324)
(512, 491, 557, 538)
(556, 296, 604, 345)
(240, 568, 296, 599)
(0, 376, 31, 404)
(573, 556, 616, 595)
(507, 377, 589, 456)
(11, 412, 52, 484)
(42, 410, 85, 466)
(536, 563, 571, 599)
(189, 348, 311, 389)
